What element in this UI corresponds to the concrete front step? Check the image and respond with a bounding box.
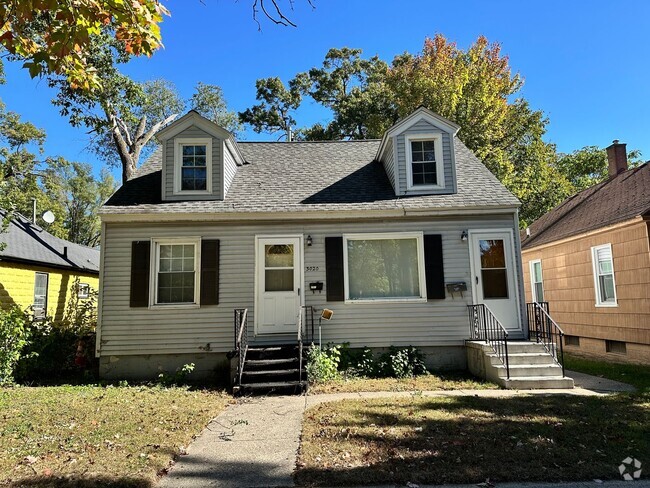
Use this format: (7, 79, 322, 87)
(489, 352, 557, 366)
(494, 363, 564, 378)
(505, 376, 575, 389)
(504, 342, 549, 354)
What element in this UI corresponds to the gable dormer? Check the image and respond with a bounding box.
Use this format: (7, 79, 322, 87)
(376, 107, 460, 196)
(156, 111, 245, 202)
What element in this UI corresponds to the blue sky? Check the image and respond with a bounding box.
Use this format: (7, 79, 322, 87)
(1, 0, 649, 179)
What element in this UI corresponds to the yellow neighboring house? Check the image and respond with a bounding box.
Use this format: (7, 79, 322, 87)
(0, 212, 99, 322)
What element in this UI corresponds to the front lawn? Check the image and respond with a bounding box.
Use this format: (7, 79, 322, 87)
(565, 354, 650, 393)
(296, 393, 650, 486)
(308, 372, 497, 394)
(0, 385, 231, 487)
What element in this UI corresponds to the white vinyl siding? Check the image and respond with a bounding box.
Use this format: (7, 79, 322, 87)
(223, 143, 238, 195)
(98, 214, 520, 356)
(529, 259, 544, 302)
(343, 232, 426, 303)
(591, 243, 617, 307)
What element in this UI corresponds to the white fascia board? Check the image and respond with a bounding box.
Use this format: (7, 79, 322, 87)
(155, 111, 233, 141)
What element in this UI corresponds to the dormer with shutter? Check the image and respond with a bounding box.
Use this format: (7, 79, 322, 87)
(376, 107, 460, 196)
(156, 111, 245, 201)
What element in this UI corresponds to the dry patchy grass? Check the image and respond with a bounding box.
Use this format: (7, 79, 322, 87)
(308, 372, 497, 394)
(296, 393, 650, 486)
(0, 385, 231, 487)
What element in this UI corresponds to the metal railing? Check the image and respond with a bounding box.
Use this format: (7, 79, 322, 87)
(233, 308, 249, 386)
(527, 302, 565, 376)
(468, 304, 510, 379)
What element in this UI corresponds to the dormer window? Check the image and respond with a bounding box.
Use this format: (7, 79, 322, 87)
(174, 137, 212, 194)
(405, 133, 445, 190)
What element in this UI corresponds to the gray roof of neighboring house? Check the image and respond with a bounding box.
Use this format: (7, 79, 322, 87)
(0, 212, 99, 273)
(522, 162, 650, 249)
(102, 138, 519, 215)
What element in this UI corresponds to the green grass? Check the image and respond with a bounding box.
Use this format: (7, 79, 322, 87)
(564, 354, 650, 393)
(0, 385, 231, 487)
(308, 372, 497, 395)
(296, 393, 650, 486)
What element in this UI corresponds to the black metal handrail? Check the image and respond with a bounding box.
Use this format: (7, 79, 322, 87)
(527, 301, 565, 376)
(234, 308, 248, 386)
(468, 304, 510, 379)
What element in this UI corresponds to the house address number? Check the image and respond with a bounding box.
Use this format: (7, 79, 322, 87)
(305, 266, 319, 272)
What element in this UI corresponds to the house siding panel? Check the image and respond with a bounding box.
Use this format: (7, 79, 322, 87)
(396, 119, 454, 195)
(381, 137, 396, 191)
(162, 125, 222, 201)
(98, 214, 517, 356)
(223, 143, 238, 195)
(522, 219, 650, 364)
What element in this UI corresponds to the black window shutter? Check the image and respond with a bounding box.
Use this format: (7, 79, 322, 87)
(130, 241, 150, 307)
(325, 237, 344, 301)
(201, 239, 220, 305)
(424, 234, 445, 299)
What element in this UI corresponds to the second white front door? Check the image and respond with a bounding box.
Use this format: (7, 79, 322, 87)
(256, 236, 302, 335)
(469, 230, 521, 334)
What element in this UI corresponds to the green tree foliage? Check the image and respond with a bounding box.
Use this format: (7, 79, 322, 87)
(191, 82, 242, 135)
(0, 1, 168, 90)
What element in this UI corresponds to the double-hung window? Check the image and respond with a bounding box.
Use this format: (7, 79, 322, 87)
(343, 232, 427, 302)
(33, 272, 48, 319)
(591, 243, 617, 306)
(405, 133, 445, 190)
(152, 238, 201, 306)
(174, 138, 212, 194)
(529, 259, 544, 302)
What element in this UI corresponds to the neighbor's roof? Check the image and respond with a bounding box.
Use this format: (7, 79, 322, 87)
(0, 212, 99, 273)
(522, 162, 650, 249)
(102, 139, 518, 216)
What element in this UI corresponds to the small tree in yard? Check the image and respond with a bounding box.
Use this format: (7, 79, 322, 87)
(0, 306, 32, 385)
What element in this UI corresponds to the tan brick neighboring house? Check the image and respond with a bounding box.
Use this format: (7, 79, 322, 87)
(521, 141, 650, 364)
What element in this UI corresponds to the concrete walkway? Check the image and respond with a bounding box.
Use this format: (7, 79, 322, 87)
(159, 376, 637, 487)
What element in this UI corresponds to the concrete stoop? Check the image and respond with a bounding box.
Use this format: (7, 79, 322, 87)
(467, 340, 574, 389)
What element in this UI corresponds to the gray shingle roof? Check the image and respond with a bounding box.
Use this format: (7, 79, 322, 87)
(522, 162, 650, 249)
(0, 212, 99, 273)
(102, 138, 518, 215)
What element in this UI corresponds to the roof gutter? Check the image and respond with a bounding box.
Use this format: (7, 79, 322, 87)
(0, 256, 100, 275)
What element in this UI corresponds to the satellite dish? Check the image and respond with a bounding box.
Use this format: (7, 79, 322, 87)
(42, 211, 55, 224)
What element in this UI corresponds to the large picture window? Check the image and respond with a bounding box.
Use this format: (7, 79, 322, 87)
(343, 233, 426, 302)
(405, 133, 445, 190)
(153, 239, 200, 306)
(591, 243, 617, 307)
(174, 138, 212, 194)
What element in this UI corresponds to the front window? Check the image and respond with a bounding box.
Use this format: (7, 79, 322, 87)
(174, 138, 212, 194)
(405, 133, 444, 190)
(154, 240, 199, 305)
(529, 259, 544, 302)
(33, 272, 48, 319)
(344, 233, 426, 302)
(591, 243, 617, 306)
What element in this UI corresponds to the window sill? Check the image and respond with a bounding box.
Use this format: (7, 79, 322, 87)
(149, 303, 201, 310)
(172, 190, 212, 196)
(344, 297, 428, 304)
(595, 302, 618, 308)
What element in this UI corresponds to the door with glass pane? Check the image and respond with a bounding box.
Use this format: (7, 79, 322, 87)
(256, 237, 302, 334)
(469, 231, 521, 334)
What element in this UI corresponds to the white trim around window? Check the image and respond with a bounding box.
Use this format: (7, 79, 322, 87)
(529, 259, 544, 303)
(173, 137, 212, 195)
(150, 237, 201, 308)
(405, 133, 445, 191)
(342, 232, 427, 304)
(591, 243, 617, 307)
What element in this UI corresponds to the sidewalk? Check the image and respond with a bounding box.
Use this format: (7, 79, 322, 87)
(159, 375, 637, 487)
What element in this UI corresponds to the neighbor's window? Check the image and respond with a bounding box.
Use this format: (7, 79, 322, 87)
(565, 335, 580, 347)
(174, 138, 211, 194)
(605, 339, 626, 355)
(154, 240, 200, 305)
(344, 232, 426, 302)
(591, 244, 617, 306)
(77, 283, 90, 299)
(529, 259, 544, 302)
(405, 134, 444, 190)
(33, 272, 49, 319)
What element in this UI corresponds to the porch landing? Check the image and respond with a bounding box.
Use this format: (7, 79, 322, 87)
(466, 340, 575, 389)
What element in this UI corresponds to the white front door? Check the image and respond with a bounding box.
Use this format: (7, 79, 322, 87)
(256, 236, 302, 335)
(469, 230, 521, 334)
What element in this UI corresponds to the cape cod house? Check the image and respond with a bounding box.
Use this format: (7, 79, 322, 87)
(97, 107, 573, 390)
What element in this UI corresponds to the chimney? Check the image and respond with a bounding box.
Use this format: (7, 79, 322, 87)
(63, 246, 68, 259)
(606, 139, 628, 177)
